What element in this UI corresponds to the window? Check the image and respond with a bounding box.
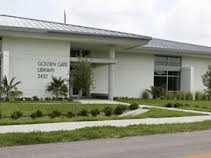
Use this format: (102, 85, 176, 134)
(70, 48, 90, 57)
(154, 56, 181, 91)
(0, 38, 2, 82)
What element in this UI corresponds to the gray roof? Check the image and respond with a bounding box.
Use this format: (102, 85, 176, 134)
(142, 38, 211, 54)
(0, 15, 211, 55)
(0, 15, 151, 40)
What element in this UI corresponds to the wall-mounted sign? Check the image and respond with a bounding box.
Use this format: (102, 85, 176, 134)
(36, 59, 69, 79)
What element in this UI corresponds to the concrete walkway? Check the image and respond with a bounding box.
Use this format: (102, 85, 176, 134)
(0, 115, 211, 134)
(139, 105, 211, 115)
(76, 99, 129, 105)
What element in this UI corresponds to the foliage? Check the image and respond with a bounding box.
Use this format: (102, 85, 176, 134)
(48, 110, 62, 118)
(0, 111, 2, 119)
(202, 66, 211, 97)
(47, 77, 68, 99)
(77, 109, 89, 116)
(195, 91, 208, 100)
(146, 86, 165, 99)
(103, 107, 113, 116)
(129, 103, 139, 110)
(185, 92, 193, 100)
(0, 76, 22, 101)
(72, 60, 93, 98)
(32, 96, 39, 101)
(30, 110, 43, 119)
(142, 90, 150, 99)
(114, 105, 127, 115)
(66, 112, 75, 118)
(90, 109, 100, 117)
(11, 111, 23, 120)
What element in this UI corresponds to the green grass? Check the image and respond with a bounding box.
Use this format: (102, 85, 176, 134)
(0, 102, 119, 117)
(1, 120, 211, 147)
(0, 108, 201, 125)
(132, 108, 200, 118)
(117, 98, 211, 112)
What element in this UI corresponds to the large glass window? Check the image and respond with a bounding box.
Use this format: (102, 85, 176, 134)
(154, 56, 181, 91)
(0, 38, 2, 82)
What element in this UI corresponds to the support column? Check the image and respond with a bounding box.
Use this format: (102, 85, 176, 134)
(69, 42, 73, 98)
(2, 51, 9, 79)
(108, 48, 115, 100)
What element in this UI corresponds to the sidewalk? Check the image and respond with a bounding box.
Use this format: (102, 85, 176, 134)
(0, 115, 211, 134)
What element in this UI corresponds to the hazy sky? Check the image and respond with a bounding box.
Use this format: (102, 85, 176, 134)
(0, 0, 211, 46)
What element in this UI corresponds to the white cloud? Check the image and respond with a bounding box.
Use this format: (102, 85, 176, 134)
(0, 0, 211, 46)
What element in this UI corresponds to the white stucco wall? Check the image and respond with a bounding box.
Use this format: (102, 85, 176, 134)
(2, 37, 70, 97)
(114, 52, 154, 98)
(182, 56, 211, 93)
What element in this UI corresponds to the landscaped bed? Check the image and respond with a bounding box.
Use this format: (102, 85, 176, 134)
(0, 102, 202, 125)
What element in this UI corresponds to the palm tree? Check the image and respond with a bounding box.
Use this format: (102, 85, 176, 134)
(47, 77, 68, 99)
(0, 76, 22, 101)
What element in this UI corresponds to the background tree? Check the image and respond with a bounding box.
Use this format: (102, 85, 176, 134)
(72, 60, 93, 98)
(47, 77, 68, 99)
(202, 66, 211, 98)
(0, 76, 22, 101)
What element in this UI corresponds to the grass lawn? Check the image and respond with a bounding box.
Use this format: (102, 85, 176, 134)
(117, 98, 211, 112)
(0, 108, 200, 125)
(1, 120, 211, 147)
(0, 101, 201, 125)
(0, 102, 119, 117)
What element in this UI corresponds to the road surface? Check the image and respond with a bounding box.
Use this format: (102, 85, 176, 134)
(1, 130, 211, 158)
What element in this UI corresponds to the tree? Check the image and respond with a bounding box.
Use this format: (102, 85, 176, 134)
(0, 76, 22, 101)
(202, 66, 211, 98)
(72, 60, 93, 98)
(47, 77, 68, 99)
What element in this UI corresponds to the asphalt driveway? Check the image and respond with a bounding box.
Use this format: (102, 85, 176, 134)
(1, 130, 211, 158)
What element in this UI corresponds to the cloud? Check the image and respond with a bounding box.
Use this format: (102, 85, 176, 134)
(0, 0, 211, 46)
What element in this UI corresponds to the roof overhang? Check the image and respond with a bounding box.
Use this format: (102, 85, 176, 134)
(0, 26, 151, 49)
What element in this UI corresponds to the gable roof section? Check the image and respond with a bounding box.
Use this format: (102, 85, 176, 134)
(0, 15, 151, 40)
(141, 38, 211, 54)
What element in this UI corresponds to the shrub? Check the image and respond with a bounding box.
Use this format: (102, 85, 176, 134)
(90, 109, 100, 117)
(146, 86, 166, 99)
(165, 92, 176, 100)
(32, 96, 39, 101)
(129, 103, 139, 110)
(49, 110, 62, 118)
(165, 103, 174, 108)
(30, 110, 43, 119)
(195, 91, 207, 100)
(24, 97, 32, 101)
(114, 105, 128, 115)
(185, 92, 193, 100)
(77, 109, 89, 116)
(11, 111, 23, 120)
(142, 91, 150, 99)
(66, 112, 75, 118)
(0, 111, 2, 119)
(103, 107, 113, 116)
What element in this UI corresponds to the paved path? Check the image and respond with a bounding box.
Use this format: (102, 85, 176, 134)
(1, 130, 211, 158)
(0, 115, 211, 134)
(140, 105, 211, 115)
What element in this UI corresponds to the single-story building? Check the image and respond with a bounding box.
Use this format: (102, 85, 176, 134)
(0, 14, 211, 100)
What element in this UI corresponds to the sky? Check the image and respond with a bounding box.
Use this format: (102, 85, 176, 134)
(0, 0, 211, 46)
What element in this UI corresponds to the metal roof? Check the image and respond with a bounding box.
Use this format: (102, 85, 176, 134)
(141, 38, 211, 54)
(0, 15, 151, 40)
(0, 15, 211, 55)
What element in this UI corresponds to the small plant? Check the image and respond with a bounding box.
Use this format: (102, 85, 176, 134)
(146, 86, 165, 99)
(90, 109, 100, 117)
(32, 96, 39, 101)
(129, 103, 139, 110)
(114, 105, 127, 115)
(30, 110, 43, 119)
(11, 111, 23, 120)
(77, 109, 89, 116)
(49, 110, 62, 118)
(165, 103, 174, 108)
(185, 92, 193, 100)
(103, 107, 113, 116)
(142, 91, 150, 99)
(66, 112, 75, 118)
(0, 111, 2, 119)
